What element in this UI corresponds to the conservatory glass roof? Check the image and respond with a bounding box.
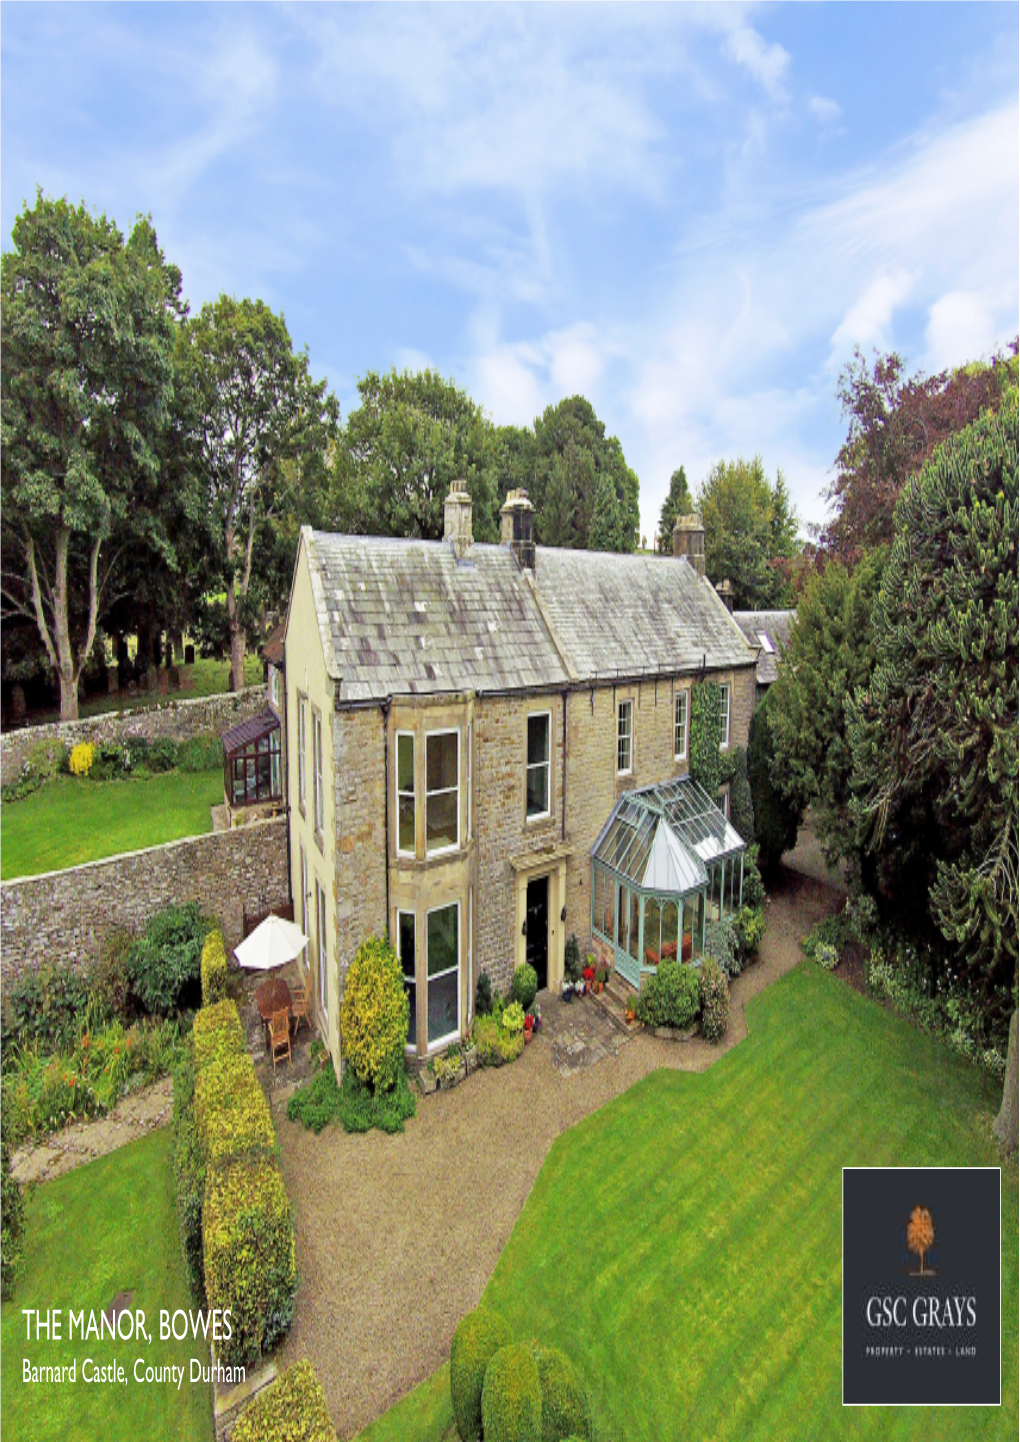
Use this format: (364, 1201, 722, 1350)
(591, 777, 746, 895)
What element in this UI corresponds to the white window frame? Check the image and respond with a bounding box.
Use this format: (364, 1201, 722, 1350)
(617, 699, 633, 776)
(313, 711, 324, 832)
(525, 710, 552, 821)
(269, 666, 280, 707)
(425, 727, 460, 857)
(316, 880, 328, 1016)
(674, 689, 689, 762)
(757, 632, 775, 655)
(299, 844, 309, 944)
(395, 731, 416, 858)
(425, 899, 461, 1051)
(297, 695, 307, 813)
(719, 683, 731, 751)
(396, 909, 417, 1052)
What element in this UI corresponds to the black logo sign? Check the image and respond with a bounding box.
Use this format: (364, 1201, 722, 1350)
(843, 1167, 1000, 1406)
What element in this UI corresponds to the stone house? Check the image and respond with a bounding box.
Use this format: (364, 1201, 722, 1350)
(282, 484, 758, 1067)
(732, 610, 795, 706)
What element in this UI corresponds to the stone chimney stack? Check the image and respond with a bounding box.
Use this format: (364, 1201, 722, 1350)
(444, 479, 474, 561)
(500, 489, 536, 571)
(715, 578, 734, 612)
(672, 513, 705, 578)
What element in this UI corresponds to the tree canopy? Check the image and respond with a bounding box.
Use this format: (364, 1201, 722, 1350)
(1, 193, 182, 718)
(696, 456, 799, 610)
(656, 467, 693, 553)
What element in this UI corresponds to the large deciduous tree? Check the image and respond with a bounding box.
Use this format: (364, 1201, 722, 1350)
(847, 391, 1018, 1036)
(333, 368, 497, 543)
(656, 466, 693, 553)
(528, 396, 640, 552)
(1, 194, 181, 718)
(696, 456, 799, 610)
(822, 344, 1017, 564)
(179, 296, 336, 692)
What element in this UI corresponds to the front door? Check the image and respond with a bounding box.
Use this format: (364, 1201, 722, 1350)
(525, 876, 549, 990)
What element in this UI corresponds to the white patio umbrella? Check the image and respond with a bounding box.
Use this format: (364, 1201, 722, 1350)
(233, 914, 309, 973)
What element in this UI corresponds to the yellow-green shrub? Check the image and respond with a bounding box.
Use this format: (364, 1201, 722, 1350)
(532, 1344, 591, 1442)
(339, 936, 409, 1093)
(201, 929, 230, 1006)
(231, 1359, 335, 1442)
(203, 1156, 296, 1368)
(68, 741, 95, 778)
(450, 1306, 513, 1440)
(481, 1343, 542, 1442)
(194, 1053, 274, 1168)
(193, 999, 245, 1070)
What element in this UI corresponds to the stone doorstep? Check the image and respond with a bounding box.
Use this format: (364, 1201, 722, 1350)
(590, 986, 638, 1035)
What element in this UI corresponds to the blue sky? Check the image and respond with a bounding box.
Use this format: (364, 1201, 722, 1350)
(2, 3, 1017, 540)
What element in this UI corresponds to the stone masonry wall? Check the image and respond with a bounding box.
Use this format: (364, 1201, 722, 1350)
(1, 686, 267, 786)
(0, 816, 289, 986)
(563, 666, 756, 960)
(473, 692, 565, 995)
(332, 706, 388, 1017)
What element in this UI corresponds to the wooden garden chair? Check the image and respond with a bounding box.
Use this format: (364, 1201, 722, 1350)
(269, 1009, 292, 1069)
(290, 984, 309, 1035)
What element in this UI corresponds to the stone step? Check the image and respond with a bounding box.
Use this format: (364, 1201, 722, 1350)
(591, 980, 642, 1034)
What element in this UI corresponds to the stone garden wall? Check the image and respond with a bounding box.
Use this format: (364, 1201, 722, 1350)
(0, 686, 267, 785)
(0, 816, 290, 986)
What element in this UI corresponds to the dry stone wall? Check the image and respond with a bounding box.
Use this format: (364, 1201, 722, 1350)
(0, 816, 289, 985)
(0, 686, 267, 785)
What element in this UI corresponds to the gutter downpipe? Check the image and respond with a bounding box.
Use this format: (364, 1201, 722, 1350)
(381, 697, 391, 939)
(561, 689, 568, 843)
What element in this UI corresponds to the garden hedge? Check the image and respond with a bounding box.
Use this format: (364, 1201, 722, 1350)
(636, 957, 700, 1029)
(532, 1344, 591, 1442)
(203, 1155, 297, 1368)
(339, 936, 409, 1093)
(194, 1052, 275, 1168)
(232, 1359, 336, 1442)
(201, 929, 230, 1006)
(481, 1343, 542, 1442)
(450, 1305, 513, 1440)
(699, 958, 729, 1043)
(193, 999, 246, 1070)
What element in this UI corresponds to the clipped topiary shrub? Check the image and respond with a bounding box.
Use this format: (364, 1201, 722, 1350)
(450, 1305, 514, 1441)
(201, 929, 230, 1006)
(172, 1046, 206, 1303)
(510, 963, 538, 1013)
(340, 936, 410, 1094)
(532, 1345, 591, 1442)
(232, 1358, 336, 1442)
(481, 1342, 542, 1442)
(636, 957, 700, 1030)
(733, 905, 765, 964)
(193, 999, 246, 1070)
(203, 1156, 297, 1368)
(194, 1052, 275, 1168)
(128, 902, 208, 1016)
(699, 958, 729, 1043)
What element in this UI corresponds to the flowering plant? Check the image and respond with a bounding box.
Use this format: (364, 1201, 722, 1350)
(68, 742, 95, 778)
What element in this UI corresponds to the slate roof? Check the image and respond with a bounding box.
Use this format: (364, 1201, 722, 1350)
(301, 529, 759, 705)
(534, 547, 758, 679)
(303, 531, 570, 702)
(732, 610, 795, 687)
(222, 709, 281, 754)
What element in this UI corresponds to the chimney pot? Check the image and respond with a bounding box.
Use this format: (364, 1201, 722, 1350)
(444, 478, 474, 561)
(672, 513, 705, 578)
(500, 489, 535, 570)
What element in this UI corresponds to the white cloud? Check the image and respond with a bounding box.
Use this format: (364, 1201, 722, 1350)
(721, 24, 791, 99)
(809, 95, 841, 123)
(829, 268, 915, 357)
(924, 291, 999, 371)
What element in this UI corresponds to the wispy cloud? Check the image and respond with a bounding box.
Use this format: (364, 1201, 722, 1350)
(721, 22, 791, 100)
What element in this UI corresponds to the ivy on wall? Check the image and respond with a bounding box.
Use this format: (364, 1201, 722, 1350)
(720, 746, 756, 844)
(690, 681, 721, 797)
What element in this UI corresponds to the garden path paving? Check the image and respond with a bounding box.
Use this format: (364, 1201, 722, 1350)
(10, 1074, 173, 1184)
(273, 829, 844, 1439)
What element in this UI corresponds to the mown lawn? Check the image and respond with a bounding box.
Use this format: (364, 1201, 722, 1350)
(358, 964, 1018, 1442)
(1, 769, 222, 879)
(0, 1129, 213, 1442)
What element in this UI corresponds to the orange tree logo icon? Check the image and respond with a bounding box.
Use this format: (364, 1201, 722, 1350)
(906, 1205, 936, 1277)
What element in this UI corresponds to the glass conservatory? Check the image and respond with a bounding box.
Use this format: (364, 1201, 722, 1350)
(221, 709, 283, 810)
(590, 777, 747, 989)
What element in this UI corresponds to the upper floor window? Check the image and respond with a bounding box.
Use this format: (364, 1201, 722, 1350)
(426, 730, 459, 854)
(719, 684, 731, 750)
(674, 690, 689, 762)
(297, 696, 307, 811)
(526, 712, 551, 819)
(313, 712, 324, 832)
(617, 699, 633, 776)
(396, 733, 415, 856)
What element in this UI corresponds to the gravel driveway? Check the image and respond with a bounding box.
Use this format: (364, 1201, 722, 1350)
(272, 829, 842, 1438)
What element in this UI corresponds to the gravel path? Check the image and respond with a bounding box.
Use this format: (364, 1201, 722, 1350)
(274, 829, 844, 1439)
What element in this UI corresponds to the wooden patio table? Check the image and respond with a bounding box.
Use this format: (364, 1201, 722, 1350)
(255, 976, 293, 1033)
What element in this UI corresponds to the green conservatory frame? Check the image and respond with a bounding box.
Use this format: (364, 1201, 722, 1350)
(590, 777, 747, 990)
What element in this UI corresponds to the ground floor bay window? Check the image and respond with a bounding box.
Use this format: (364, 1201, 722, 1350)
(426, 902, 460, 1048)
(591, 778, 746, 989)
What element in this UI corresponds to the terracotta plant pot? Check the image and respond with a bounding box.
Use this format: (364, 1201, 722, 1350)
(524, 1029, 533, 1044)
